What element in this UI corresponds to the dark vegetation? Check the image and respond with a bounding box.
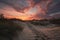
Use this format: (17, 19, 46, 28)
(0, 14, 23, 40)
(30, 19, 49, 26)
(28, 18, 60, 26)
(49, 18, 60, 25)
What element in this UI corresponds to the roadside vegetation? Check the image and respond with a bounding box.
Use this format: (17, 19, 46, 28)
(0, 14, 24, 40)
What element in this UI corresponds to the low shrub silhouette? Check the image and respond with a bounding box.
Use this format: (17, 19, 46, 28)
(50, 18, 60, 25)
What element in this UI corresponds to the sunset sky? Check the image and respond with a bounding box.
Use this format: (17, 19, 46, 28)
(0, 0, 60, 20)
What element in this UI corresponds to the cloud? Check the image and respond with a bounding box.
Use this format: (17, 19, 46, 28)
(33, 0, 41, 5)
(47, 0, 60, 14)
(0, 0, 29, 13)
(0, 0, 60, 20)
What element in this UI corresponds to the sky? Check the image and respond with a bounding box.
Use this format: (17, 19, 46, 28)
(0, 0, 60, 20)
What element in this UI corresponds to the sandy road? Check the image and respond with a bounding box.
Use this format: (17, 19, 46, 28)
(26, 22, 60, 40)
(13, 21, 60, 40)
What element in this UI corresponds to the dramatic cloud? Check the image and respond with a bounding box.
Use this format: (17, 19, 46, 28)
(0, 0, 60, 20)
(47, 0, 60, 14)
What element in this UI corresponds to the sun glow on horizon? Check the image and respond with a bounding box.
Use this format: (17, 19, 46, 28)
(0, 0, 52, 20)
(2, 5, 44, 20)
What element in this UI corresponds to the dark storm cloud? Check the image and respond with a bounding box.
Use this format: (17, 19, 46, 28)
(47, 0, 60, 14)
(0, 0, 20, 12)
(0, 0, 29, 13)
(33, 0, 41, 5)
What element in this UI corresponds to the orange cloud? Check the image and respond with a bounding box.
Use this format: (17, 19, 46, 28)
(0, 0, 52, 20)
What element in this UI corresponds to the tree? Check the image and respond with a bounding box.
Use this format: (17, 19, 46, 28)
(0, 14, 4, 20)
